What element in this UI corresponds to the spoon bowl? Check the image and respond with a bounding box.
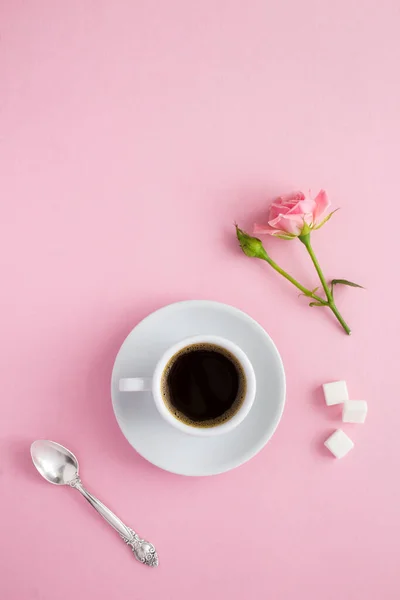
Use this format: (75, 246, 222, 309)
(31, 440, 79, 485)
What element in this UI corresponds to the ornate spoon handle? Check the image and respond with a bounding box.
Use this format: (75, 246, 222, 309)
(70, 477, 158, 567)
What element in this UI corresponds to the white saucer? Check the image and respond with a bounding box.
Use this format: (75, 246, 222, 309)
(111, 300, 285, 476)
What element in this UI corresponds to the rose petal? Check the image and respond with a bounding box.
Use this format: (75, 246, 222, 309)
(279, 199, 296, 206)
(313, 190, 330, 223)
(268, 213, 304, 235)
(269, 192, 306, 221)
(278, 200, 298, 210)
(281, 191, 306, 203)
(269, 202, 290, 221)
(286, 198, 316, 216)
(253, 223, 277, 235)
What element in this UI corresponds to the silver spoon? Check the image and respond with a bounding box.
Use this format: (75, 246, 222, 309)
(31, 440, 158, 567)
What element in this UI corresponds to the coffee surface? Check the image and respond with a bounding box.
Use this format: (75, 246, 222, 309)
(161, 343, 246, 428)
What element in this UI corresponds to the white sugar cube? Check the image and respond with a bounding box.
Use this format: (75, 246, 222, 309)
(343, 400, 368, 424)
(323, 380, 349, 406)
(324, 429, 354, 458)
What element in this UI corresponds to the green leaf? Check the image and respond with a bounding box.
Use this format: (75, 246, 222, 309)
(312, 208, 339, 230)
(309, 301, 324, 307)
(331, 279, 365, 290)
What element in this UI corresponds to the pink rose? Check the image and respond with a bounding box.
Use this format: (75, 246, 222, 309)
(254, 190, 331, 238)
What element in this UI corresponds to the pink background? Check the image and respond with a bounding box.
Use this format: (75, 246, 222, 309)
(1, 1, 400, 598)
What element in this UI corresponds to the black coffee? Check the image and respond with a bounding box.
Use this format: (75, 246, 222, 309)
(161, 343, 246, 428)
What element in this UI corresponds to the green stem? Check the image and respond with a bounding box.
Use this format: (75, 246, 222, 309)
(329, 303, 352, 336)
(299, 233, 351, 335)
(258, 248, 327, 305)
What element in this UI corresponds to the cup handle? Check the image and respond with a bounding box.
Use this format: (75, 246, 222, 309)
(119, 378, 152, 392)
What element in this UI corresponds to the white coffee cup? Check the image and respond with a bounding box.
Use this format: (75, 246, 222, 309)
(119, 335, 256, 437)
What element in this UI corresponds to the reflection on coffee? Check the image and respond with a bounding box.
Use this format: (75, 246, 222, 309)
(161, 343, 246, 428)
